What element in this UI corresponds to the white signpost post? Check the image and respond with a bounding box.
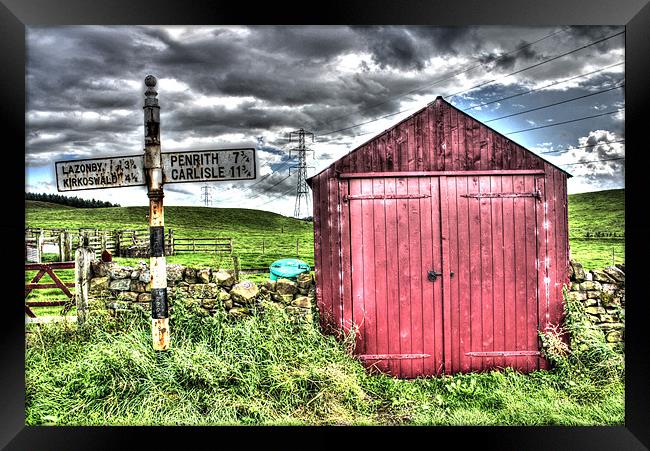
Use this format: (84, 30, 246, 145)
(53, 75, 256, 350)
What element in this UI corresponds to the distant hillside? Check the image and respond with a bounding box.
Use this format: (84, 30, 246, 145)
(568, 188, 624, 269)
(25, 200, 75, 210)
(568, 189, 624, 238)
(25, 204, 312, 237)
(25, 192, 120, 208)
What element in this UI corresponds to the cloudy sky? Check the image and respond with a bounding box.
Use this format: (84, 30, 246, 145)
(25, 25, 625, 217)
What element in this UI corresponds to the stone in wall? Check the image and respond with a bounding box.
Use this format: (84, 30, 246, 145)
(566, 261, 625, 346)
(230, 281, 259, 305)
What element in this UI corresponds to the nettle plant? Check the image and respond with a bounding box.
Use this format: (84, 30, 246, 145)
(539, 287, 624, 382)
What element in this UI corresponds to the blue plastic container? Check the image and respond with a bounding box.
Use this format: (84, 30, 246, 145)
(269, 258, 311, 281)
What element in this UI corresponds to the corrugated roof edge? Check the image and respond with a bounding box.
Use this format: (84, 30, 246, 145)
(306, 96, 572, 187)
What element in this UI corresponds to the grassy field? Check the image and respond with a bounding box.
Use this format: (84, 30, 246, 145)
(24, 191, 625, 426)
(26, 201, 314, 269)
(25, 297, 624, 426)
(567, 189, 624, 270)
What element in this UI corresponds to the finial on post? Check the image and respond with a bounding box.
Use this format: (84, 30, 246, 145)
(144, 75, 159, 107)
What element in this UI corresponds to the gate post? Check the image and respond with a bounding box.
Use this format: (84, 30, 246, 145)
(143, 75, 170, 351)
(64, 231, 73, 261)
(36, 230, 44, 263)
(75, 244, 93, 325)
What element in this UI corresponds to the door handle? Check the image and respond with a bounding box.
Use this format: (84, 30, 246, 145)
(427, 270, 442, 282)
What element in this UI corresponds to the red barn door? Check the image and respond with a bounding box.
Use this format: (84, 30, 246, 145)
(343, 173, 546, 377)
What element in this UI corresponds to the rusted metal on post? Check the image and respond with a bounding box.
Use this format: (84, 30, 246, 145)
(144, 75, 170, 351)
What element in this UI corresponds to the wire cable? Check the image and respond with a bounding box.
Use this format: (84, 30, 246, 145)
(462, 61, 624, 111)
(505, 108, 624, 135)
(446, 30, 625, 100)
(484, 82, 624, 123)
(314, 27, 570, 131)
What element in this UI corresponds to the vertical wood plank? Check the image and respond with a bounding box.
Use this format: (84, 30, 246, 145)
(501, 175, 516, 369)
(340, 180, 353, 336)
(443, 103, 452, 170)
(436, 101, 445, 171)
(479, 125, 488, 171)
(385, 129, 395, 171)
(372, 178, 389, 373)
(479, 175, 494, 370)
(385, 178, 400, 376)
(458, 111, 468, 170)
(446, 176, 460, 372)
(431, 177, 445, 375)
(545, 164, 558, 335)
(439, 176, 453, 373)
(407, 117, 416, 171)
(349, 178, 365, 355)
(361, 178, 377, 366)
(328, 176, 343, 333)
(421, 106, 431, 171)
(419, 176, 435, 375)
(535, 175, 550, 370)
(451, 106, 460, 171)
(415, 114, 424, 171)
(319, 173, 333, 329)
(490, 175, 505, 369)
(312, 175, 324, 329)
(456, 176, 472, 373)
(513, 175, 528, 372)
(396, 177, 412, 377)
(524, 175, 539, 370)
(408, 177, 424, 376)
(468, 175, 482, 371)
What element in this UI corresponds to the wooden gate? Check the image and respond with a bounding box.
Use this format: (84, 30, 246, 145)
(25, 262, 75, 317)
(344, 173, 546, 377)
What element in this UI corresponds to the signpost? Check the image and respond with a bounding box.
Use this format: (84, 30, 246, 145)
(53, 75, 257, 351)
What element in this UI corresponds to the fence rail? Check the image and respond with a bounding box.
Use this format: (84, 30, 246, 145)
(25, 261, 75, 317)
(174, 237, 233, 254)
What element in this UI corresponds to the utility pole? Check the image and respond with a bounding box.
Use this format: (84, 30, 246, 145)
(200, 184, 212, 206)
(143, 75, 170, 351)
(288, 128, 315, 218)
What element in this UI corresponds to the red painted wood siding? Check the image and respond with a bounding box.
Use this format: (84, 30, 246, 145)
(309, 96, 570, 376)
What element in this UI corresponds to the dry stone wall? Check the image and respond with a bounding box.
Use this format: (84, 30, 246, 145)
(88, 261, 316, 323)
(566, 260, 625, 345)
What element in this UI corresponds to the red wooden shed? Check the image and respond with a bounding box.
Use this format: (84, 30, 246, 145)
(306, 96, 571, 378)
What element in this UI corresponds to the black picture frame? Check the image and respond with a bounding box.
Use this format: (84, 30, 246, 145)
(3, 0, 648, 448)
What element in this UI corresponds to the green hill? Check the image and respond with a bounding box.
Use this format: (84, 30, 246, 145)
(25, 200, 75, 210)
(26, 201, 314, 269)
(25, 188, 624, 271)
(568, 188, 624, 270)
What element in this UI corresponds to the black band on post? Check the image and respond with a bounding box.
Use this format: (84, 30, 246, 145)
(151, 288, 168, 318)
(150, 226, 165, 257)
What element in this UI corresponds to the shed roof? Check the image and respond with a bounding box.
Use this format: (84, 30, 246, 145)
(307, 96, 572, 185)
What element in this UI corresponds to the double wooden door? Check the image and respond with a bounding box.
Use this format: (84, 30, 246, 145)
(344, 174, 546, 377)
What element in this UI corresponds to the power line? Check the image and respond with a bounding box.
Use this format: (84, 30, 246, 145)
(505, 108, 624, 135)
(316, 31, 624, 139)
(538, 139, 625, 155)
(462, 61, 624, 111)
(446, 29, 625, 100)
(315, 27, 569, 131)
(484, 82, 624, 123)
(245, 172, 294, 200)
(560, 156, 624, 167)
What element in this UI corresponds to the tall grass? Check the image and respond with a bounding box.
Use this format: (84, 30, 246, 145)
(26, 294, 624, 426)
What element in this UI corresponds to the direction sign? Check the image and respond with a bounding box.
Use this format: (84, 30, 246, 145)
(161, 148, 256, 184)
(55, 156, 145, 191)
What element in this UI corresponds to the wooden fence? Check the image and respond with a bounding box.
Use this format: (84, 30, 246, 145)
(25, 261, 75, 317)
(173, 237, 232, 254)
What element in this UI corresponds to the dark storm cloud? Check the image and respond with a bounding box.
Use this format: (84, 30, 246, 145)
(26, 25, 625, 204)
(351, 26, 475, 70)
(478, 41, 539, 71)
